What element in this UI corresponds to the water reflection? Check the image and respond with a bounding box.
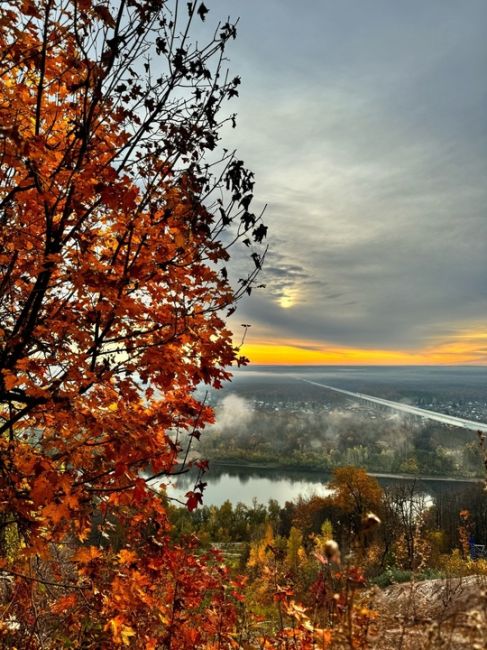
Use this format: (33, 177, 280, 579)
(163, 464, 478, 508)
(168, 466, 332, 507)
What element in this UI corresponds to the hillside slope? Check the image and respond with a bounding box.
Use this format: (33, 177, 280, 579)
(370, 575, 487, 649)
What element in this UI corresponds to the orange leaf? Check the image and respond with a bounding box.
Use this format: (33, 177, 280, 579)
(118, 549, 138, 565)
(41, 502, 70, 526)
(2, 371, 17, 391)
(73, 545, 102, 563)
(51, 593, 77, 614)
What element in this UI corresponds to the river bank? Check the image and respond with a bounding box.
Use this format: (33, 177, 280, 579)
(210, 459, 483, 484)
(170, 460, 483, 507)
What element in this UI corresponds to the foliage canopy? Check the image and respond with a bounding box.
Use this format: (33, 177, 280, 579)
(0, 0, 266, 646)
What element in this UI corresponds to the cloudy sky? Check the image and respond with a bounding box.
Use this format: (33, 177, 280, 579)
(210, 0, 487, 364)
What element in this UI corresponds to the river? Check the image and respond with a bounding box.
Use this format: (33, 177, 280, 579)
(168, 464, 480, 507)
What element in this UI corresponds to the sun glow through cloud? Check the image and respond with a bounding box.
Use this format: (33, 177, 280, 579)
(278, 293, 295, 309)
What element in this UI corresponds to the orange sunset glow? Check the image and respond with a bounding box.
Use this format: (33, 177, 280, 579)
(242, 330, 487, 366)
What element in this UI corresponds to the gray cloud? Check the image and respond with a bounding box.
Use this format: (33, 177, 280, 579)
(209, 0, 487, 352)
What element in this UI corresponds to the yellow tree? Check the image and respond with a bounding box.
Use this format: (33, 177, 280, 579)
(328, 467, 383, 552)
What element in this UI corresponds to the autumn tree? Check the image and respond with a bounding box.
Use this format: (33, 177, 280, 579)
(327, 467, 383, 553)
(0, 0, 266, 646)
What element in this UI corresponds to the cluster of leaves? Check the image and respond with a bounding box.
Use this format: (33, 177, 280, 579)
(0, 0, 267, 646)
(224, 500, 378, 648)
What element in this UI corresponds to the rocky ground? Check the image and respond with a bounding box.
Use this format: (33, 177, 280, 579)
(369, 575, 487, 649)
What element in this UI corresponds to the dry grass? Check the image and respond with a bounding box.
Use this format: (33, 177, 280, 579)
(369, 575, 487, 649)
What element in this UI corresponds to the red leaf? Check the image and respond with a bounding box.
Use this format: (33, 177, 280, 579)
(185, 490, 203, 512)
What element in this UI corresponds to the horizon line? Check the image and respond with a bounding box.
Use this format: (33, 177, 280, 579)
(236, 362, 487, 368)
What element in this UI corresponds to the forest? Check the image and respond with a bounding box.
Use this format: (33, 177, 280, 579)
(170, 467, 487, 578)
(200, 392, 485, 478)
